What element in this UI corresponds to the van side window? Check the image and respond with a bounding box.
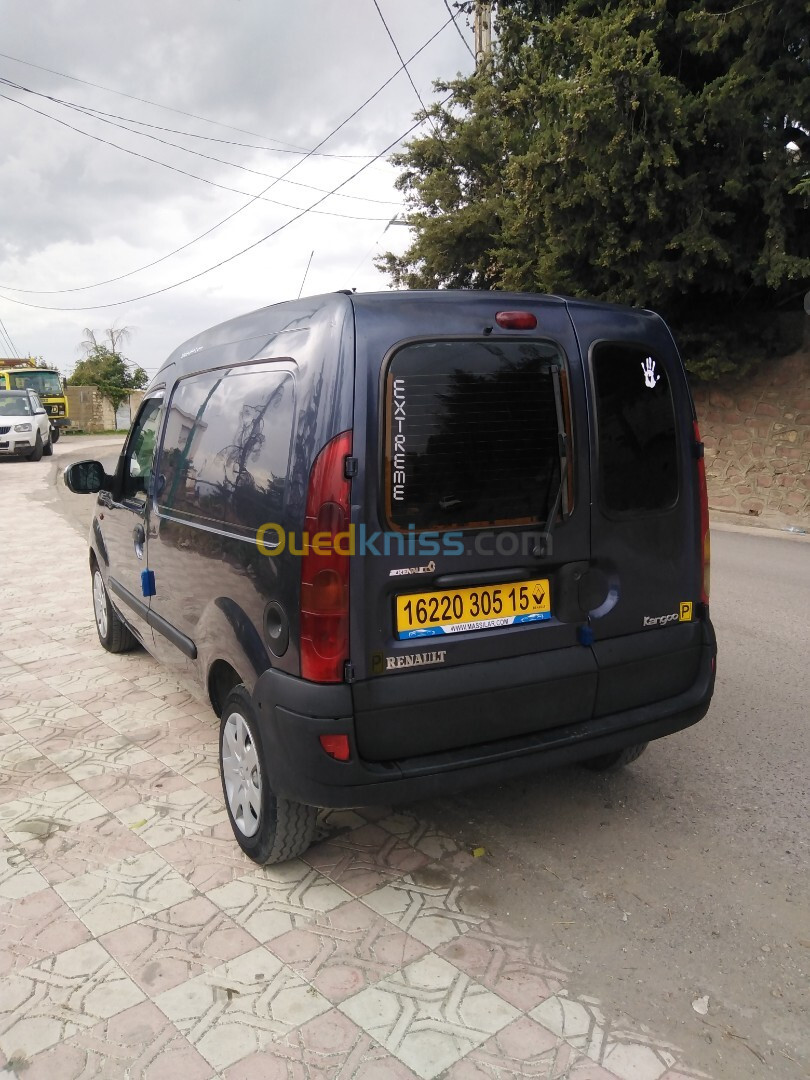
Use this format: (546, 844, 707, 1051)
(592, 343, 678, 513)
(124, 396, 163, 502)
(385, 339, 567, 532)
(155, 367, 294, 535)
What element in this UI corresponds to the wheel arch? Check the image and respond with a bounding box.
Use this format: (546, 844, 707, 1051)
(207, 659, 244, 716)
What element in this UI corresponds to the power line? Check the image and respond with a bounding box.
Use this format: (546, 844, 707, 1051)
(0, 77, 400, 206)
(372, 0, 443, 142)
(442, 0, 476, 60)
(0, 100, 442, 312)
(0, 93, 395, 224)
(0, 316, 20, 357)
(0, 51, 375, 160)
(72, 106, 380, 160)
(0, 16, 452, 297)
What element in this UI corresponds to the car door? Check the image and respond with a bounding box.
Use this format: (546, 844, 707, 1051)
(97, 392, 164, 646)
(571, 303, 706, 716)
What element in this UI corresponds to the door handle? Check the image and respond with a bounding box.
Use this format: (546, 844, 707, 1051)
(132, 524, 145, 560)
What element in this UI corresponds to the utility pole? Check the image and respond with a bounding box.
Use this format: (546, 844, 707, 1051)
(474, 1, 493, 71)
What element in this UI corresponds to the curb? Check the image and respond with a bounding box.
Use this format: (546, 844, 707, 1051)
(709, 511, 810, 542)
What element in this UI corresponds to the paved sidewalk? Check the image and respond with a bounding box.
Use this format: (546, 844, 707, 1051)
(0, 455, 709, 1080)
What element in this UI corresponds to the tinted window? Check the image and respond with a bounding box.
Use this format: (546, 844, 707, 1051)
(156, 366, 294, 535)
(124, 396, 163, 502)
(385, 340, 565, 531)
(592, 343, 678, 513)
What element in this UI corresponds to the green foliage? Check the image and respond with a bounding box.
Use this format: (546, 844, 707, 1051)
(68, 327, 148, 409)
(381, 0, 809, 379)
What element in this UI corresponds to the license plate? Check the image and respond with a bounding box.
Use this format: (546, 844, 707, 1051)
(395, 578, 551, 639)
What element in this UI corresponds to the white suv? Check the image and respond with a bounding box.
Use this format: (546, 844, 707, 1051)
(0, 389, 53, 460)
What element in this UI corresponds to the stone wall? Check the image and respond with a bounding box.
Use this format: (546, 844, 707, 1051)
(691, 349, 810, 526)
(65, 386, 144, 433)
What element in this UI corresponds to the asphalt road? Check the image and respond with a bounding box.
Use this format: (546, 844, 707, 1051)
(45, 435, 810, 1078)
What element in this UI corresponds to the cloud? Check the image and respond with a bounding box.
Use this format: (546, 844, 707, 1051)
(0, 0, 473, 371)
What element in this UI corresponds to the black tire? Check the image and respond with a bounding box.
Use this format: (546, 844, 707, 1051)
(219, 684, 318, 865)
(29, 432, 43, 462)
(43, 431, 53, 457)
(51, 426, 60, 443)
(583, 742, 649, 773)
(92, 565, 136, 653)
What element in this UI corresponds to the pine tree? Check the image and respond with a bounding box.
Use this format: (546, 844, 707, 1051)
(380, 0, 809, 378)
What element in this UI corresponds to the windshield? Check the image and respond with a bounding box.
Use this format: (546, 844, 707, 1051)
(0, 392, 32, 416)
(5, 370, 63, 396)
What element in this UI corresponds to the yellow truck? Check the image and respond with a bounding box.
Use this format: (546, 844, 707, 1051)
(0, 358, 70, 441)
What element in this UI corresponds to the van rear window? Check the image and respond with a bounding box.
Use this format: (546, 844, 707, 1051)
(592, 343, 678, 513)
(385, 340, 566, 531)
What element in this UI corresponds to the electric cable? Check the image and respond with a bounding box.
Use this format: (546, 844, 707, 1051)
(0, 316, 20, 357)
(0, 16, 452, 296)
(371, 0, 444, 142)
(0, 99, 446, 313)
(0, 77, 399, 205)
(442, 0, 476, 60)
(69, 106, 380, 159)
(0, 93, 394, 223)
(0, 50, 373, 159)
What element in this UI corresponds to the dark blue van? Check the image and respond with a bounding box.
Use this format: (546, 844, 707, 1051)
(65, 290, 716, 863)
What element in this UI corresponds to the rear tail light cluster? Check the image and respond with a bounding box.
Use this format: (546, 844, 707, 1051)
(300, 430, 352, 682)
(694, 420, 710, 605)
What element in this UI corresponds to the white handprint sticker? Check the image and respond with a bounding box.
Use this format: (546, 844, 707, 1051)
(641, 356, 660, 388)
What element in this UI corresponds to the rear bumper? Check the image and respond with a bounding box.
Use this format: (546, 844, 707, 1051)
(252, 620, 717, 807)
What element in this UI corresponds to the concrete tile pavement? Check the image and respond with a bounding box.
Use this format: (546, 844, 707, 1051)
(0, 453, 711, 1079)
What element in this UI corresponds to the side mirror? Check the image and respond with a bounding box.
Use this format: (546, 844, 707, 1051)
(64, 459, 108, 494)
(36, 407, 47, 415)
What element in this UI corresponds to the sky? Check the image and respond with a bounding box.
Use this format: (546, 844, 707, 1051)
(0, 0, 476, 378)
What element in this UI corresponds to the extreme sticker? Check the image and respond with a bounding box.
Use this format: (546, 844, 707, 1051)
(392, 377, 406, 502)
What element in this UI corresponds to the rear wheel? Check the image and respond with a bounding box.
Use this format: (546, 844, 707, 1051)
(92, 566, 136, 653)
(583, 742, 648, 772)
(220, 684, 318, 864)
(28, 432, 43, 461)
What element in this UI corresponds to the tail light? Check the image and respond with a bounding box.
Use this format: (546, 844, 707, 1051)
(694, 420, 710, 605)
(300, 430, 352, 682)
(495, 311, 537, 330)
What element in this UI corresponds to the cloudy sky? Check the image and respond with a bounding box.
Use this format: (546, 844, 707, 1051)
(0, 0, 475, 379)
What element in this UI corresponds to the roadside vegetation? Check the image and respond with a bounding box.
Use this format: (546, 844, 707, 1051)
(380, 0, 809, 379)
(67, 326, 148, 409)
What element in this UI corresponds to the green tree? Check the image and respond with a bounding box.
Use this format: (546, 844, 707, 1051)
(68, 327, 148, 409)
(380, 0, 809, 379)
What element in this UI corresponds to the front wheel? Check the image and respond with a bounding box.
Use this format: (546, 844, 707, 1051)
(92, 566, 136, 653)
(43, 431, 53, 457)
(51, 426, 60, 443)
(583, 742, 648, 773)
(219, 684, 318, 864)
(28, 432, 43, 461)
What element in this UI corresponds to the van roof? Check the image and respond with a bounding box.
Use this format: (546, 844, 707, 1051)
(157, 289, 658, 383)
